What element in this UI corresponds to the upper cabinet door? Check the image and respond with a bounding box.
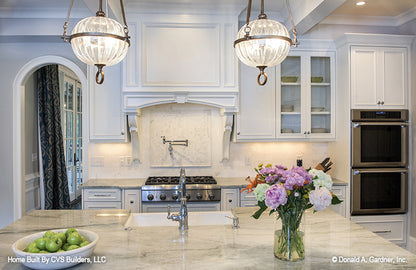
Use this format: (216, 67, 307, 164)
(89, 63, 126, 142)
(236, 64, 276, 140)
(351, 46, 408, 109)
(382, 48, 407, 108)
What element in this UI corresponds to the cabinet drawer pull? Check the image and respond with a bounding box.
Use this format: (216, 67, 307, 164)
(373, 230, 392, 234)
(93, 194, 112, 197)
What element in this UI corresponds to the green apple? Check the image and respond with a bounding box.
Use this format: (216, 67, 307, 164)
(39, 250, 50, 253)
(65, 228, 77, 239)
(57, 249, 65, 253)
(62, 243, 70, 251)
(79, 241, 89, 247)
(44, 231, 55, 239)
(80, 236, 86, 242)
(24, 242, 37, 252)
(34, 237, 47, 250)
(45, 236, 62, 252)
(56, 232, 66, 243)
(66, 244, 80, 251)
(67, 232, 82, 245)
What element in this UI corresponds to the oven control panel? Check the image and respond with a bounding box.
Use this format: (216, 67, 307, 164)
(141, 188, 221, 202)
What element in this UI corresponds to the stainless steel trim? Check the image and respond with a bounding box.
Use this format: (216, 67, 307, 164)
(351, 168, 408, 215)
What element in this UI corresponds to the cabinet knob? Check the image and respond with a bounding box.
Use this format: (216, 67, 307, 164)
(130, 200, 134, 204)
(121, 131, 125, 135)
(228, 199, 232, 203)
(304, 131, 307, 135)
(381, 101, 384, 105)
(307, 131, 310, 134)
(377, 101, 381, 105)
(237, 132, 240, 135)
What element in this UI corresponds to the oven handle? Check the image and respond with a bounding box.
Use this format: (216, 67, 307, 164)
(353, 168, 408, 175)
(352, 122, 408, 128)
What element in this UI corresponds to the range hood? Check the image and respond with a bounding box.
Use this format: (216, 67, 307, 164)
(121, 10, 240, 163)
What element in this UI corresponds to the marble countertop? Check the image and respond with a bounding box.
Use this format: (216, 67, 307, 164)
(1, 208, 414, 269)
(82, 177, 348, 189)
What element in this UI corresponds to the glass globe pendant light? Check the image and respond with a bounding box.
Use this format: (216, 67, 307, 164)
(62, 0, 130, 84)
(234, 0, 298, 85)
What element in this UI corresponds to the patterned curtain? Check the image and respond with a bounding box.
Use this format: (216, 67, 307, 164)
(37, 65, 70, 209)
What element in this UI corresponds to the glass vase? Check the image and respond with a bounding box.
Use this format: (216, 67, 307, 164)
(274, 210, 305, 261)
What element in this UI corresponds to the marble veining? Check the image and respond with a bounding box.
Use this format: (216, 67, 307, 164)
(1, 208, 415, 269)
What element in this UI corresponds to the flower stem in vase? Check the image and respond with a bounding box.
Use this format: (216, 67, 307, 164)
(274, 209, 305, 261)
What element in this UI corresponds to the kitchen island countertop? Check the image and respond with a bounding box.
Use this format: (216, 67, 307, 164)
(81, 177, 348, 189)
(1, 207, 414, 269)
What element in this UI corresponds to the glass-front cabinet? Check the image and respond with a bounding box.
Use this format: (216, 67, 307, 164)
(277, 52, 335, 139)
(236, 50, 335, 142)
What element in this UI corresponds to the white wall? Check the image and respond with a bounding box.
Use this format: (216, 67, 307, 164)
(0, 41, 85, 228)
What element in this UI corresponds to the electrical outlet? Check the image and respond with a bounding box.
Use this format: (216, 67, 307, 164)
(125, 156, 133, 167)
(32, 153, 38, 162)
(91, 156, 105, 167)
(120, 156, 133, 167)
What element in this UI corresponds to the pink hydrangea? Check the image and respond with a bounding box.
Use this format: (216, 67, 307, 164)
(309, 187, 332, 211)
(281, 170, 306, 190)
(265, 184, 287, 209)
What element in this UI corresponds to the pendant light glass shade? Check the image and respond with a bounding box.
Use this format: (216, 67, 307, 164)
(62, 0, 130, 84)
(234, 19, 291, 69)
(71, 16, 129, 67)
(234, 0, 298, 85)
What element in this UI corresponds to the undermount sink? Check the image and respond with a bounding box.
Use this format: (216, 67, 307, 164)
(124, 211, 234, 227)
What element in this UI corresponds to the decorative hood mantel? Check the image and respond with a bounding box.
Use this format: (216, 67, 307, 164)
(127, 103, 234, 166)
(120, 9, 240, 164)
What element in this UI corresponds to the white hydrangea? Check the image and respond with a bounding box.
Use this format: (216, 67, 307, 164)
(253, 184, 270, 202)
(309, 168, 333, 190)
(309, 187, 332, 211)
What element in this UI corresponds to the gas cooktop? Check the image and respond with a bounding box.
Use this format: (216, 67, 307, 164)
(145, 176, 217, 185)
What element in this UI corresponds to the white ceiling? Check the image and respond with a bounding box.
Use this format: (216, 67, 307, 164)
(0, 0, 415, 26)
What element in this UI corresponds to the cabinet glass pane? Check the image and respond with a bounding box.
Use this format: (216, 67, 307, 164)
(281, 56, 301, 134)
(311, 114, 331, 133)
(281, 114, 301, 134)
(311, 57, 331, 134)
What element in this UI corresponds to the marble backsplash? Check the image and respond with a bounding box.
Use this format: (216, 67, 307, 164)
(88, 103, 330, 179)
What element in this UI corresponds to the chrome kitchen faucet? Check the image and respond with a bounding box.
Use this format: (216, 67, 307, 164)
(167, 168, 188, 230)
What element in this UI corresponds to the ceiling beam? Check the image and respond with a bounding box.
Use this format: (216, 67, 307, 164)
(286, 0, 347, 34)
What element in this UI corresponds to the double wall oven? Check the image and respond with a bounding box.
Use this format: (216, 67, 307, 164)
(351, 109, 408, 215)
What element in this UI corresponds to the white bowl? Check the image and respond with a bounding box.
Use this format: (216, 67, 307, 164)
(12, 229, 98, 270)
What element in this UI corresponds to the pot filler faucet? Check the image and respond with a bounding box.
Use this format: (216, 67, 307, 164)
(167, 168, 188, 231)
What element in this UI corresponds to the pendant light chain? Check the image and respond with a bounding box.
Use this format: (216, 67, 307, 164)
(285, 0, 298, 47)
(62, 0, 75, 42)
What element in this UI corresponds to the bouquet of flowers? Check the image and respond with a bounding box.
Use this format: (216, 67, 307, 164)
(241, 163, 342, 261)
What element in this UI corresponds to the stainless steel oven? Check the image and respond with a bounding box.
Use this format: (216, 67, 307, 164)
(351, 109, 408, 168)
(350, 109, 409, 216)
(351, 168, 408, 215)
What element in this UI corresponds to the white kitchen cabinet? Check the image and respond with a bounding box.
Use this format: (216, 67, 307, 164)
(351, 214, 407, 246)
(328, 185, 347, 217)
(221, 188, 239, 211)
(351, 46, 408, 109)
(123, 189, 141, 213)
(240, 189, 258, 207)
(82, 188, 122, 209)
(236, 64, 276, 140)
(236, 51, 335, 141)
(89, 63, 126, 142)
(277, 52, 335, 140)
